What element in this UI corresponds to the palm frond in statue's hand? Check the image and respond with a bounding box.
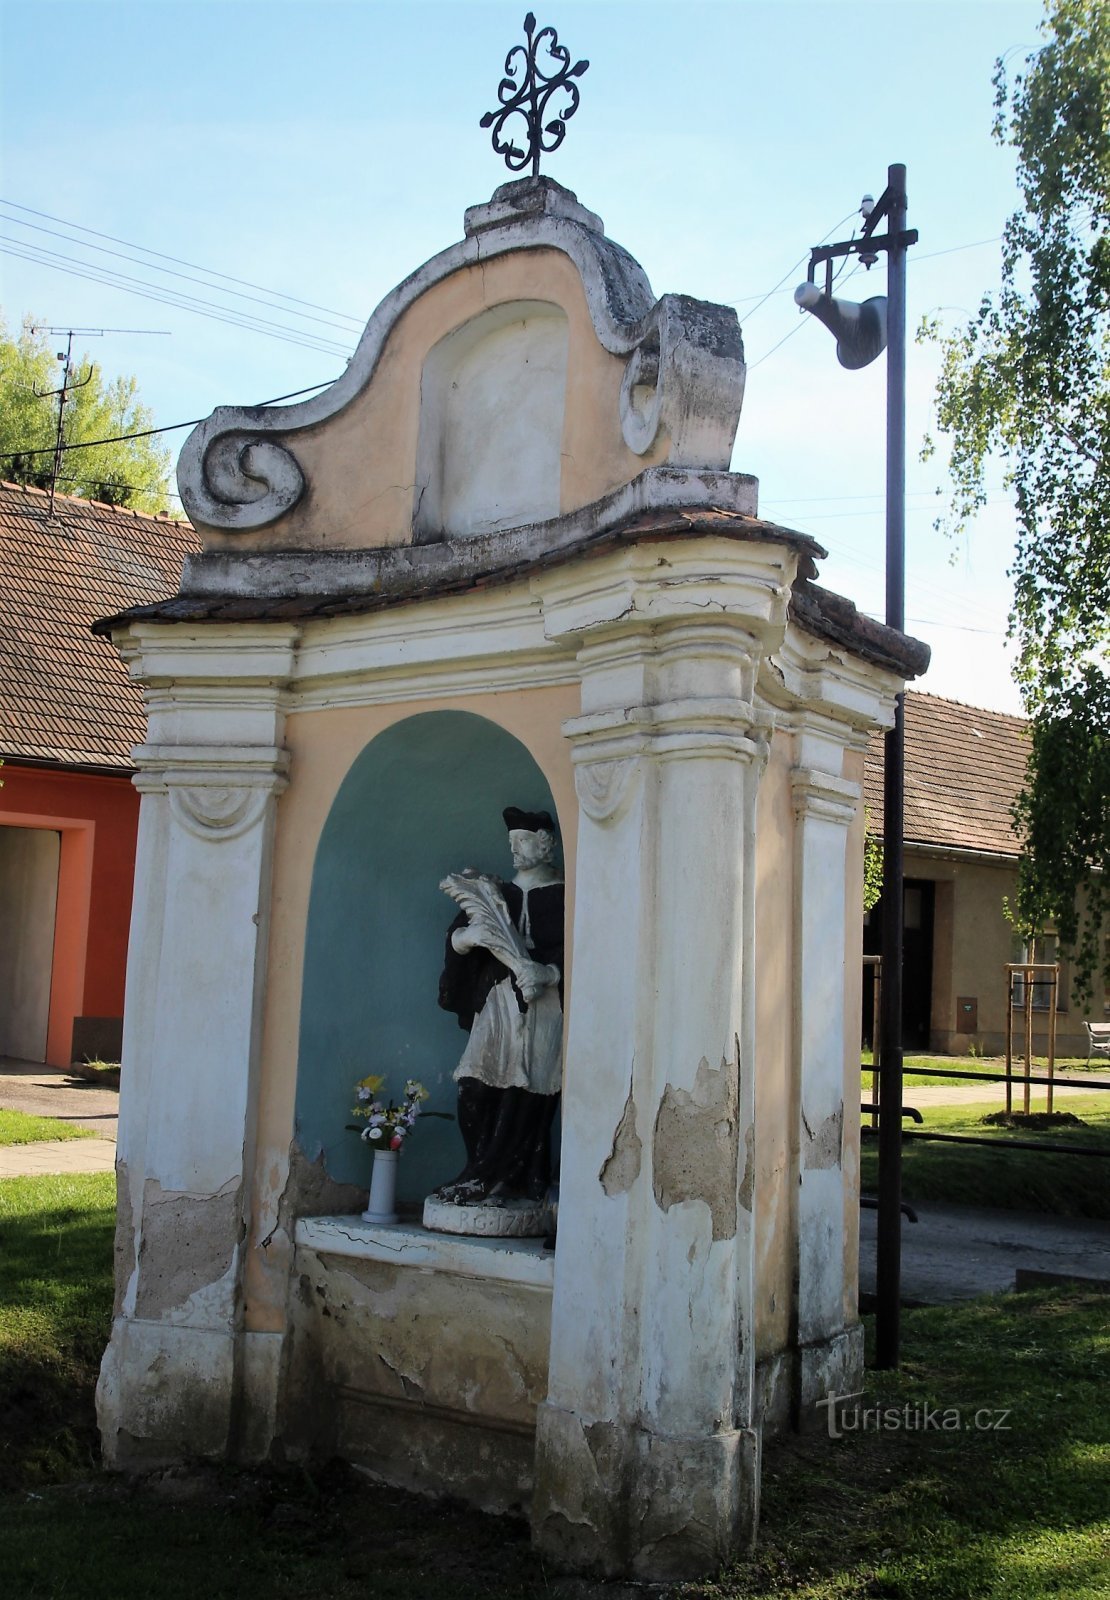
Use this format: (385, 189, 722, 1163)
(439, 871, 531, 985)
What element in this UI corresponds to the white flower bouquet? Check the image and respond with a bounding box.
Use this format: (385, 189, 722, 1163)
(346, 1075, 448, 1151)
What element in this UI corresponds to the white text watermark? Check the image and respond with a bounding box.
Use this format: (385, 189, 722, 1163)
(817, 1390, 1012, 1440)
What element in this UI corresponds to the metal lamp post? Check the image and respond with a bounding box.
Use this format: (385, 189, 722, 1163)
(794, 164, 916, 1368)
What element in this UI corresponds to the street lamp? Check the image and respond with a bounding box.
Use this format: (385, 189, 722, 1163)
(794, 164, 917, 1369)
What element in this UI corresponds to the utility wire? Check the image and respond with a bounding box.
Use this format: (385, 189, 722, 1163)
(736, 208, 857, 323)
(763, 484, 1008, 506)
(0, 236, 351, 356)
(0, 197, 364, 325)
(731, 233, 1003, 314)
(0, 378, 339, 462)
(747, 260, 863, 371)
(762, 495, 1012, 521)
(52, 474, 185, 499)
(0, 240, 350, 358)
(0, 213, 363, 336)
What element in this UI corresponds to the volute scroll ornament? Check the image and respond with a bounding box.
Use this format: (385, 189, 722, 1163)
(620, 295, 747, 467)
(178, 423, 306, 533)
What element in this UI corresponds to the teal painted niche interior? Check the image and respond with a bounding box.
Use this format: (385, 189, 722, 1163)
(296, 709, 562, 1204)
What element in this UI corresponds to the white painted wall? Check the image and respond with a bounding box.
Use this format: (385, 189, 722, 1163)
(0, 826, 60, 1062)
(415, 300, 568, 539)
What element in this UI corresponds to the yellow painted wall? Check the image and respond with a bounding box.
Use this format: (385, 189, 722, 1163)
(841, 747, 866, 1326)
(904, 849, 1106, 1057)
(197, 250, 668, 555)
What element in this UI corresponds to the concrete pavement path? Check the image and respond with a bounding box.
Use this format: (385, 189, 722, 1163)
(0, 1054, 118, 1177)
(0, 1137, 117, 1177)
(899, 1079, 1110, 1108)
(0, 1054, 119, 1134)
(859, 1198, 1110, 1304)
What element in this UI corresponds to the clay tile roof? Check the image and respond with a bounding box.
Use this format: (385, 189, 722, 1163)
(863, 690, 1030, 858)
(0, 481, 199, 769)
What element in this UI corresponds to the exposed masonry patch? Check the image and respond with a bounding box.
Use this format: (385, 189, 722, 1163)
(134, 1181, 239, 1319)
(112, 1158, 134, 1319)
(738, 1122, 755, 1214)
(278, 1142, 368, 1240)
(802, 1105, 844, 1171)
(651, 1057, 739, 1243)
(599, 1087, 642, 1196)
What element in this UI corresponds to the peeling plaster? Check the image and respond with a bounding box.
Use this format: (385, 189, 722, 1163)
(112, 1158, 135, 1320)
(599, 1087, 642, 1196)
(134, 1180, 240, 1320)
(274, 1142, 368, 1259)
(801, 1105, 843, 1171)
(738, 1123, 755, 1214)
(651, 1057, 739, 1243)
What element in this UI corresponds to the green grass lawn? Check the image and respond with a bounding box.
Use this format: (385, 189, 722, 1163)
(861, 1095, 1110, 1219)
(861, 1052, 1110, 1092)
(1, 1174, 1107, 1598)
(0, 1109, 95, 1146)
(0, 1172, 116, 1490)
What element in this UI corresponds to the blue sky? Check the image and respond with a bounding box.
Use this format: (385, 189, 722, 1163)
(0, 0, 1046, 711)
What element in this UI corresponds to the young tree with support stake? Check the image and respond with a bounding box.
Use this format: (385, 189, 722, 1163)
(927, 0, 1110, 1002)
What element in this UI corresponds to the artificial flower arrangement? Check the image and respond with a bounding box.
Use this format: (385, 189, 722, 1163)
(346, 1075, 447, 1151)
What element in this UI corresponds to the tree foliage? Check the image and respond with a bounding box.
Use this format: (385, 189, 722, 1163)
(864, 810, 883, 915)
(929, 0, 1110, 999)
(0, 315, 171, 513)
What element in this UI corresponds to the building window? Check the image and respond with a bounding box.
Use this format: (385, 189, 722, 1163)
(1011, 934, 1067, 1012)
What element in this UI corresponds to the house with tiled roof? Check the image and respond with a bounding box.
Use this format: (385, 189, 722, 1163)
(863, 691, 1105, 1056)
(0, 480, 198, 1065)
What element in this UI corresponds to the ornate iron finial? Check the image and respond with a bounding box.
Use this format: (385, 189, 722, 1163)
(480, 13, 589, 179)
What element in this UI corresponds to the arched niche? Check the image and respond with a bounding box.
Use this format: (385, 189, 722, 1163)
(295, 709, 562, 1204)
(414, 299, 569, 541)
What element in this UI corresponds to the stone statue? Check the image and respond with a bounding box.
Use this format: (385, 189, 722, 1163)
(428, 806, 563, 1229)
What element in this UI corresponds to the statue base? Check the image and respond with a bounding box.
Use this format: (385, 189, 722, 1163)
(422, 1194, 554, 1238)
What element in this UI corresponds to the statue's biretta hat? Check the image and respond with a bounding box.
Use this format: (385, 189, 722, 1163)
(503, 806, 557, 836)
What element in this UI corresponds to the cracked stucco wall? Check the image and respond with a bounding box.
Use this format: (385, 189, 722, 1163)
(285, 1242, 551, 1513)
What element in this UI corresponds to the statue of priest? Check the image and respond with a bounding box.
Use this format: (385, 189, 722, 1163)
(435, 807, 564, 1206)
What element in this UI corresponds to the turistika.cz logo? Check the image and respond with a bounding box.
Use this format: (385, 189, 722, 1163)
(817, 1390, 1012, 1440)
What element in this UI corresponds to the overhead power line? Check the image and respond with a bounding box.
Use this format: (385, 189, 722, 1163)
(0, 239, 355, 357)
(0, 377, 340, 463)
(0, 212, 361, 336)
(730, 233, 1003, 322)
(0, 197, 364, 325)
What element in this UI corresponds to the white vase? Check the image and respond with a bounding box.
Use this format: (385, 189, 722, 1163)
(361, 1147, 399, 1225)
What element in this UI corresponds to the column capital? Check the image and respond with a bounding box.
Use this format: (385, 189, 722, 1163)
(790, 767, 860, 828)
(760, 616, 903, 749)
(534, 537, 797, 649)
(565, 699, 774, 771)
(132, 745, 290, 841)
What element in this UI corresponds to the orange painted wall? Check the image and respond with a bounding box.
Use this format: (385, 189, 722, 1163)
(0, 763, 138, 1064)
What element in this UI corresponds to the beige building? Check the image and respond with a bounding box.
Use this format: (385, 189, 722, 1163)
(863, 691, 1107, 1057)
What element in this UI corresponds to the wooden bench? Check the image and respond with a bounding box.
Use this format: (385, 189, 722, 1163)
(1084, 1020, 1110, 1066)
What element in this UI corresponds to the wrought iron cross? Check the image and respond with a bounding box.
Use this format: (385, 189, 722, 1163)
(480, 13, 589, 179)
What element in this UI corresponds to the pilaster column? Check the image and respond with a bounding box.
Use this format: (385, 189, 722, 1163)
(759, 626, 902, 1425)
(789, 740, 865, 1418)
(98, 625, 297, 1467)
(531, 542, 794, 1580)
